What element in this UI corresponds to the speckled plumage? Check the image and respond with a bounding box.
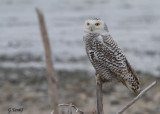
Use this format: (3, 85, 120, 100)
(83, 19, 140, 94)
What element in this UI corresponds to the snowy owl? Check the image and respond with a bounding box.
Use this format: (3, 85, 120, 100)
(83, 18, 140, 94)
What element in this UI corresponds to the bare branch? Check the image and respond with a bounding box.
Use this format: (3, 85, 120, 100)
(59, 104, 84, 114)
(36, 8, 59, 114)
(68, 103, 72, 114)
(117, 81, 157, 114)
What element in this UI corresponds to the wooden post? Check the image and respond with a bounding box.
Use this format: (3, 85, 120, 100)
(68, 103, 72, 114)
(96, 74, 104, 114)
(36, 8, 59, 114)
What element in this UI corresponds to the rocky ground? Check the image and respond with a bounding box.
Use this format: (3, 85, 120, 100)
(0, 69, 160, 114)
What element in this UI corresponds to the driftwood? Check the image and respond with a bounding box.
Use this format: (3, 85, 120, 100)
(36, 8, 59, 114)
(117, 81, 157, 114)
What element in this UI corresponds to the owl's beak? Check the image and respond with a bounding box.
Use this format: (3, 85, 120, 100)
(89, 26, 94, 31)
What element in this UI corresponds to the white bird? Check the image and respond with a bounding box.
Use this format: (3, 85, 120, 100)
(83, 18, 140, 94)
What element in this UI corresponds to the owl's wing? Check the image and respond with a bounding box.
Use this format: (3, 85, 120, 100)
(101, 34, 127, 73)
(101, 34, 140, 93)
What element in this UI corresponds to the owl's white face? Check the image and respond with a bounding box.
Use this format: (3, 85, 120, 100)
(84, 19, 105, 33)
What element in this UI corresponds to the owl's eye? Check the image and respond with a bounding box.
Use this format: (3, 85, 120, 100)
(95, 23, 100, 26)
(87, 22, 90, 26)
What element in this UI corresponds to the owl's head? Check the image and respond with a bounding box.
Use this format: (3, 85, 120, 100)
(83, 18, 108, 33)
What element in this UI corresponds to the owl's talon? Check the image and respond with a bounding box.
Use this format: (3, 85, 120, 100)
(96, 74, 102, 85)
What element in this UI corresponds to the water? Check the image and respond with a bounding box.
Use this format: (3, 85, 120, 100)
(0, 0, 160, 77)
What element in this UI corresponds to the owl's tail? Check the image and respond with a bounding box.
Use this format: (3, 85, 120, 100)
(125, 60, 141, 94)
(125, 76, 141, 95)
(118, 74, 140, 95)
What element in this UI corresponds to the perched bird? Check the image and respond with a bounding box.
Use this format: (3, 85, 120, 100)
(83, 18, 140, 94)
